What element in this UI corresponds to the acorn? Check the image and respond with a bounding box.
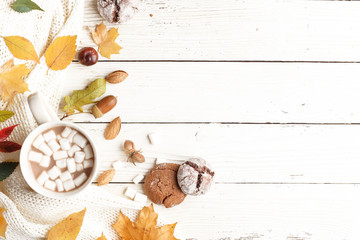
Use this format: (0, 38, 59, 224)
(92, 95, 117, 118)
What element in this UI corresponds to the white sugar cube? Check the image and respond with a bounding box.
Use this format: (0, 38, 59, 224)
(37, 171, 49, 186)
(124, 187, 137, 199)
(133, 174, 144, 184)
(63, 179, 75, 191)
(73, 133, 87, 148)
(33, 135, 45, 149)
(53, 151, 68, 160)
(48, 166, 61, 180)
(76, 163, 84, 172)
(61, 127, 72, 138)
(155, 158, 166, 165)
(67, 158, 76, 173)
(55, 179, 64, 192)
(68, 145, 81, 157)
(59, 139, 71, 151)
(39, 142, 53, 156)
(56, 159, 67, 169)
(74, 151, 85, 163)
(148, 133, 160, 145)
(134, 192, 147, 204)
(43, 130, 56, 142)
(67, 130, 77, 142)
(83, 159, 93, 169)
(28, 151, 42, 163)
(39, 155, 51, 168)
(112, 160, 123, 170)
(74, 172, 87, 187)
(44, 180, 56, 191)
(60, 171, 72, 182)
(48, 139, 60, 152)
(84, 144, 93, 159)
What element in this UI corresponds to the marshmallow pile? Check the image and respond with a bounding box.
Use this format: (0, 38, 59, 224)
(28, 127, 94, 192)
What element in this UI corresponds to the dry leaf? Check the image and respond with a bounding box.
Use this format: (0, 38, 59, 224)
(91, 22, 122, 59)
(0, 208, 7, 238)
(47, 208, 86, 240)
(3, 36, 40, 63)
(45, 36, 77, 71)
(0, 59, 30, 102)
(96, 233, 108, 240)
(113, 204, 179, 240)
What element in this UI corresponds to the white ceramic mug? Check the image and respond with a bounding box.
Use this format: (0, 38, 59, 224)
(20, 92, 98, 198)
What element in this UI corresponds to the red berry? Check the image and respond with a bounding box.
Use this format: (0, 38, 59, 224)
(78, 47, 98, 66)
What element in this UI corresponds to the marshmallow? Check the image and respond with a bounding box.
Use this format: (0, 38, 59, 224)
(33, 134, 45, 149)
(112, 161, 123, 170)
(67, 158, 76, 173)
(68, 145, 81, 157)
(55, 179, 64, 192)
(57, 135, 62, 141)
(61, 127, 72, 138)
(44, 180, 56, 191)
(63, 179, 75, 191)
(133, 174, 144, 184)
(76, 163, 84, 172)
(124, 187, 136, 199)
(84, 144, 93, 159)
(38, 142, 53, 156)
(28, 151, 42, 163)
(67, 130, 77, 142)
(37, 171, 49, 186)
(74, 151, 85, 163)
(155, 158, 166, 165)
(73, 133, 87, 148)
(59, 139, 71, 151)
(53, 151, 68, 160)
(148, 133, 160, 145)
(56, 159, 67, 169)
(39, 155, 51, 168)
(60, 171, 72, 182)
(83, 159, 94, 169)
(134, 192, 147, 205)
(74, 172, 87, 187)
(48, 139, 60, 152)
(48, 166, 61, 180)
(43, 130, 56, 142)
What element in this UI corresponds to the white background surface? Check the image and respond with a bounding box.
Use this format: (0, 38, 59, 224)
(62, 0, 360, 239)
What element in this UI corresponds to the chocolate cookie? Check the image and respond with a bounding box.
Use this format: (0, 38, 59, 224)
(177, 158, 215, 196)
(144, 163, 186, 208)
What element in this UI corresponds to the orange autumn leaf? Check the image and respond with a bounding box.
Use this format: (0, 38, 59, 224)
(113, 204, 179, 240)
(0, 208, 7, 238)
(96, 233, 108, 240)
(91, 22, 122, 59)
(0, 59, 30, 102)
(3, 36, 40, 63)
(45, 35, 77, 71)
(47, 208, 86, 240)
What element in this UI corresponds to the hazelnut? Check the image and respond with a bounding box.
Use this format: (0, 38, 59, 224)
(97, 0, 139, 24)
(92, 95, 117, 118)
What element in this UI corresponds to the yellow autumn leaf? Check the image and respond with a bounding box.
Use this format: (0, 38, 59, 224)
(0, 59, 30, 102)
(0, 208, 7, 238)
(45, 35, 77, 71)
(91, 22, 122, 59)
(113, 204, 179, 240)
(3, 36, 40, 63)
(96, 233, 108, 240)
(47, 208, 86, 240)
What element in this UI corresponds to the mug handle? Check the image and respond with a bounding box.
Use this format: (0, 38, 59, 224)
(28, 92, 60, 125)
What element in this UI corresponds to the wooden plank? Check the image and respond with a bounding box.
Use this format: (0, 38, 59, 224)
(102, 183, 360, 239)
(77, 123, 360, 184)
(80, 0, 360, 61)
(62, 62, 360, 123)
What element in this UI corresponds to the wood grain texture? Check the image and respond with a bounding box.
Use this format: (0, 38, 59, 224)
(80, 0, 360, 61)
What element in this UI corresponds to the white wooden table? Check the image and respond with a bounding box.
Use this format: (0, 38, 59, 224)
(63, 1, 360, 239)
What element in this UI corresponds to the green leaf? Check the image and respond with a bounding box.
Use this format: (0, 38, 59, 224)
(0, 111, 14, 122)
(63, 78, 106, 115)
(0, 162, 18, 182)
(11, 0, 44, 13)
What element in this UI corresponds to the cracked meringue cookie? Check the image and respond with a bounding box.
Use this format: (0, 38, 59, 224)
(177, 158, 215, 196)
(97, 0, 139, 24)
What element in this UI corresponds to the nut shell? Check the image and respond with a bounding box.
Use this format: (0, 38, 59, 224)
(92, 95, 117, 118)
(106, 70, 128, 84)
(104, 116, 121, 140)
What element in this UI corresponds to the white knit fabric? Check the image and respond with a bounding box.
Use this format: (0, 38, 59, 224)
(0, 0, 146, 239)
